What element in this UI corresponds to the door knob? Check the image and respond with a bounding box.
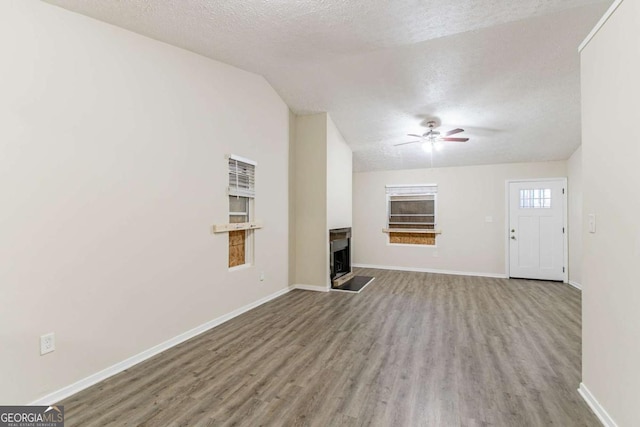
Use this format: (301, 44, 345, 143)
(511, 229, 515, 233)
(511, 236, 516, 240)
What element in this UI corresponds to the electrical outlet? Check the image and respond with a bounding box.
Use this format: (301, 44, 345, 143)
(259, 271, 265, 281)
(40, 333, 55, 355)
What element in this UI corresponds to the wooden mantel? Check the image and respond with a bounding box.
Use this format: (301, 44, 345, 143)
(382, 228, 442, 234)
(212, 221, 263, 234)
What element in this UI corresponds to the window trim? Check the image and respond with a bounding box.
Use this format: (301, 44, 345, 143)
(385, 184, 438, 246)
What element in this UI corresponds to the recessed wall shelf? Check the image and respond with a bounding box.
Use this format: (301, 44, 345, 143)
(213, 221, 263, 234)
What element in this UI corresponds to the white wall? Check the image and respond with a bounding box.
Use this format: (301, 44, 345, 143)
(353, 161, 567, 276)
(326, 115, 353, 231)
(293, 113, 328, 288)
(580, 1, 640, 425)
(0, 0, 290, 404)
(567, 146, 583, 287)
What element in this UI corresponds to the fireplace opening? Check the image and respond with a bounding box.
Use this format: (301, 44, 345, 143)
(330, 228, 351, 285)
(329, 227, 374, 293)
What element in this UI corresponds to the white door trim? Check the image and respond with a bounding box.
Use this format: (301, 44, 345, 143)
(505, 177, 568, 283)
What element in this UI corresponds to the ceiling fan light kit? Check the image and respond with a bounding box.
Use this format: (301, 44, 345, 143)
(395, 120, 470, 150)
(422, 141, 443, 153)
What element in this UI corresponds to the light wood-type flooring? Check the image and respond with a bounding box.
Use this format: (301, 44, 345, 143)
(60, 268, 599, 426)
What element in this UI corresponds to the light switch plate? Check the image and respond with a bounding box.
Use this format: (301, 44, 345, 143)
(588, 214, 596, 233)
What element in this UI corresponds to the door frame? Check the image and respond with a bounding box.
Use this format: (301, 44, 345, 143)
(505, 177, 568, 283)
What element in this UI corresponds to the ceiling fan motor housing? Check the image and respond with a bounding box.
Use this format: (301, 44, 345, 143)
(397, 120, 468, 147)
(424, 121, 439, 138)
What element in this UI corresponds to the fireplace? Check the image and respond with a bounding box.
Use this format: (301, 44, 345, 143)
(330, 227, 351, 286)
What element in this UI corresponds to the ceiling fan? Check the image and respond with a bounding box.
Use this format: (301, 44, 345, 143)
(395, 120, 469, 151)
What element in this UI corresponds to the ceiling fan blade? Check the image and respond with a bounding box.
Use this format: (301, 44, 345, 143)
(394, 141, 421, 146)
(407, 133, 424, 138)
(445, 128, 464, 136)
(440, 137, 469, 142)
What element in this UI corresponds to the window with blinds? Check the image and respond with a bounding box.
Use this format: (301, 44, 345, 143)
(386, 185, 438, 245)
(228, 155, 256, 268)
(228, 155, 256, 198)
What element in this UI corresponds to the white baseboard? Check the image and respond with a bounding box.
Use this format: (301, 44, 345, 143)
(578, 383, 618, 427)
(352, 263, 508, 279)
(291, 284, 330, 292)
(28, 286, 292, 406)
(568, 280, 583, 291)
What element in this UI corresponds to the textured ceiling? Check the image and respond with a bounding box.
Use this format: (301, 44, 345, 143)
(44, 0, 610, 171)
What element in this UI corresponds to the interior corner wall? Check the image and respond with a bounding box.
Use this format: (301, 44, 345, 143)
(0, 0, 290, 404)
(326, 114, 353, 231)
(580, 1, 640, 425)
(293, 113, 328, 288)
(567, 146, 583, 286)
(292, 113, 353, 289)
(288, 110, 297, 285)
(352, 161, 566, 276)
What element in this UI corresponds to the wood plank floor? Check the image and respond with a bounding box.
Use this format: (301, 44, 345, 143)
(60, 268, 599, 426)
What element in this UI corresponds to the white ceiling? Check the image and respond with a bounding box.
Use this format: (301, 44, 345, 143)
(44, 0, 610, 172)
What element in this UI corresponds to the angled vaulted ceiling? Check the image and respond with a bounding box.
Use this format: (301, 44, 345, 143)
(44, 0, 611, 171)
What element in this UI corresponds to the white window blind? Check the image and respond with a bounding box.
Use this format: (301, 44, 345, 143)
(386, 184, 438, 196)
(228, 155, 256, 198)
(386, 185, 437, 230)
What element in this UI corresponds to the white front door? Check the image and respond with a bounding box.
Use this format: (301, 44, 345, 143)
(509, 180, 565, 281)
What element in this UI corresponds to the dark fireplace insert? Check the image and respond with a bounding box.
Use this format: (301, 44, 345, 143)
(330, 227, 351, 285)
